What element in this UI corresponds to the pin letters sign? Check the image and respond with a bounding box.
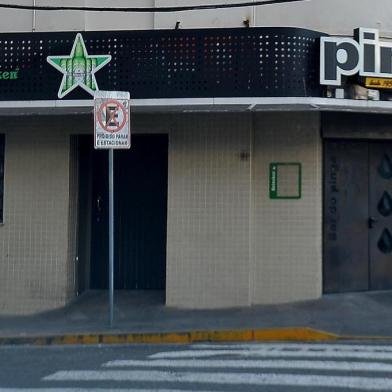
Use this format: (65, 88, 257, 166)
(320, 28, 392, 86)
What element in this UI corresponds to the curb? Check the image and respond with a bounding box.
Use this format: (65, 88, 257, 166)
(0, 327, 340, 346)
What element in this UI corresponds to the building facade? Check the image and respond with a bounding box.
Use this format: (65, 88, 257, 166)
(0, 0, 391, 315)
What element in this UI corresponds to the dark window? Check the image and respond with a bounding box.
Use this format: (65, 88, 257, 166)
(0, 135, 5, 223)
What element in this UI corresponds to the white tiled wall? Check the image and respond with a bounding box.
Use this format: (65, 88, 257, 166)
(166, 113, 252, 308)
(1, 0, 391, 35)
(0, 112, 322, 314)
(0, 118, 71, 315)
(165, 112, 322, 308)
(252, 112, 322, 304)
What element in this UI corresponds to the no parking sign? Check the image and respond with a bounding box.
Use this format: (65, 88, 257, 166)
(94, 91, 131, 149)
(93, 90, 131, 327)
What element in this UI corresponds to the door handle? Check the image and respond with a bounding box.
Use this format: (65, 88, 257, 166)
(96, 196, 103, 222)
(368, 216, 378, 229)
(96, 196, 102, 213)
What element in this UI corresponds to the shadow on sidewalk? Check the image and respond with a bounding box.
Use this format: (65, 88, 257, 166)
(1, 290, 392, 337)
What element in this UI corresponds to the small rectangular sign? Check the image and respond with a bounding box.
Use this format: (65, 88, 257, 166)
(269, 162, 302, 199)
(365, 77, 392, 89)
(94, 91, 131, 149)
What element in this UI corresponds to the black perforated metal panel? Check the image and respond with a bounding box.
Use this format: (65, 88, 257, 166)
(0, 27, 325, 101)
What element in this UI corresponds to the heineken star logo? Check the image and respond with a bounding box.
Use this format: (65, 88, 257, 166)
(47, 33, 111, 99)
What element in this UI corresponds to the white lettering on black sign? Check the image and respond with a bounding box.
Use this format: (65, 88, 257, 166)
(320, 28, 392, 86)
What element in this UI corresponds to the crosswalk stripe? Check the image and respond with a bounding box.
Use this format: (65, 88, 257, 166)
(149, 349, 392, 360)
(43, 370, 392, 390)
(192, 343, 392, 352)
(0, 389, 217, 392)
(103, 358, 392, 372)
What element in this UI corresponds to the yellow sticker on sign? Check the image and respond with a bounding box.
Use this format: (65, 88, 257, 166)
(365, 77, 392, 89)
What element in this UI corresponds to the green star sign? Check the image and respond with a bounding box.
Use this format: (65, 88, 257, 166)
(47, 33, 111, 99)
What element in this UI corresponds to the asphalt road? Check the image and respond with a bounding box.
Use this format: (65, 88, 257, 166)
(1, 342, 392, 391)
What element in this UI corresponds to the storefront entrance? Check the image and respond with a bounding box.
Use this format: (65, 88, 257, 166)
(324, 140, 392, 293)
(80, 134, 168, 291)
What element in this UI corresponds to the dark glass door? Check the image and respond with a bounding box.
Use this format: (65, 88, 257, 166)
(324, 140, 392, 293)
(90, 134, 168, 290)
(369, 143, 392, 290)
(323, 140, 369, 293)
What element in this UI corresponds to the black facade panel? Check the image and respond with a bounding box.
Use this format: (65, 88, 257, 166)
(0, 27, 325, 101)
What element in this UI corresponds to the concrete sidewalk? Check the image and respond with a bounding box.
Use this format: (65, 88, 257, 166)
(0, 290, 391, 344)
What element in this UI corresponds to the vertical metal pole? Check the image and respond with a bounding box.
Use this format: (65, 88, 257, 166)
(32, 0, 36, 32)
(109, 149, 114, 327)
(252, 0, 256, 27)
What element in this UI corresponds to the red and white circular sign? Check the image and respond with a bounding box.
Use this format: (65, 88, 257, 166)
(98, 99, 128, 133)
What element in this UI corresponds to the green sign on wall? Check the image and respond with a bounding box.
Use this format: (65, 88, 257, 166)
(269, 162, 302, 199)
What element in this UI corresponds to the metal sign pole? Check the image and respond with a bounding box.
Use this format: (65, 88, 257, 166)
(94, 90, 130, 329)
(109, 148, 114, 327)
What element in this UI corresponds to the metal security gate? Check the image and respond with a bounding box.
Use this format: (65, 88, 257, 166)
(324, 140, 392, 293)
(90, 134, 168, 290)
